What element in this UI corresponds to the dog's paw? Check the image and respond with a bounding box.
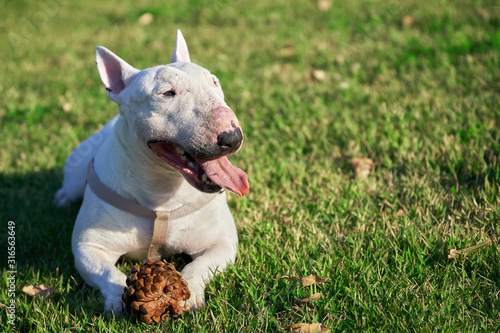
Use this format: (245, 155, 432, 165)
(53, 188, 70, 207)
(104, 295, 125, 318)
(184, 289, 206, 311)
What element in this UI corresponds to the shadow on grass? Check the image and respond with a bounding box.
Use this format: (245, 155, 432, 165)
(0, 169, 130, 324)
(0, 168, 76, 267)
(0, 167, 197, 327)
(0, 168, 105, 327)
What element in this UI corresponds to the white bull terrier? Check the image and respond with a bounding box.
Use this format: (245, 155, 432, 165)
(53, 30, 249, 315)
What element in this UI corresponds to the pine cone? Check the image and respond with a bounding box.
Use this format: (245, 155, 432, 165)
(122, 259, 191, 324)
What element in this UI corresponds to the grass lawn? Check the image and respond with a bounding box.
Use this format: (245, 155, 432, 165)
(1, 0, 499, 331)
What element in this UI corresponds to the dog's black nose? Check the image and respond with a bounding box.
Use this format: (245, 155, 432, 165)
(217, 128, 243, 153)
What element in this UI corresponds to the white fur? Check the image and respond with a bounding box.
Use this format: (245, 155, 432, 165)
(54, 30, 241, 315)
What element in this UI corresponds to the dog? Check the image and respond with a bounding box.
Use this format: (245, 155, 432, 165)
(53, 30, 249, 315)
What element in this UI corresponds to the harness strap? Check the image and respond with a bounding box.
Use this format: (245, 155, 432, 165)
(86, 159, 219, 261)
(86, 160, 156, 219)
(149, 211, 171, 261)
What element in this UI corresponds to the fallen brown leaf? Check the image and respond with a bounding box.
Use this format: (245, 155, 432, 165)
(395, 209, 405, 218)
(22, 284, 55, 298)
(317, 0, 332, 12)
(349, 157, 374, 179)
(311, 69, 326, 81)
(402, 15, 414, 27)
(339, 81, 349, 90)
(448, 239, 492, 259)
(279, 43, 296, 57)
(282, 323, 330, 333)
(350, 62, 361, 74)
(138, 13, 154, 26)
(296, 293, 322, 305)
(279, 274, 330, 287)
(62, 102, 72, 112)
(301, 274, 330, 287)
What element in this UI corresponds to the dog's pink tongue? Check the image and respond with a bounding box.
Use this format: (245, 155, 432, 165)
(197, 156, 249, 196)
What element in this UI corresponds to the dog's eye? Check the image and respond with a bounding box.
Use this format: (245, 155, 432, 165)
(163, 90, 176, 97)
(212, 76, 219, 87)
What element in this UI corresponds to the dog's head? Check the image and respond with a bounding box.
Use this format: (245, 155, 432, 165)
(95, 30, 249, 196)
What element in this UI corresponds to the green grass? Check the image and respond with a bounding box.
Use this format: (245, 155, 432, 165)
(1, 0, 499, 331)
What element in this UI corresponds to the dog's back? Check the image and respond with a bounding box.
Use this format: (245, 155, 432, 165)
(54, 116, 118, 206)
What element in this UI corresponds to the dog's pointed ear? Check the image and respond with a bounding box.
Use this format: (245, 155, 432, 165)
(170, 30, 191, 63)
(95, 46, 140, 102)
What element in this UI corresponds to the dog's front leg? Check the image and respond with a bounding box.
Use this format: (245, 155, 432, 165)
(181, 238, 237, 310)
(73, 243, 126, 316)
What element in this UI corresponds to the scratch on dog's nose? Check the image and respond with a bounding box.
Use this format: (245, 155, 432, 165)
(207, 90, 225, 106)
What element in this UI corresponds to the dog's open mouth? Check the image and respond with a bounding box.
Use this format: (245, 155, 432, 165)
(147, 141, 249, 196)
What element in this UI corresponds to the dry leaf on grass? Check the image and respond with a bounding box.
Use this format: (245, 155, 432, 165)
(349, 157, 374, 179)
(138, 13, 154, 26)
(402, 15, 414, 27)
(339, 81, 349, 90)
(448, 239, 492, 259)
(311, 70, 326, 81)
(395, 209, 405, 218)
(317, 0, 332, 12)
(279, 43, 297, 57)
(62, 102, 72, 112)
(296, 293, 322, 305)
(279, 274, 330, 287)
(282, 323, 330, 332)
(301, 274, 330, 287)
(22, 284, 55, 298)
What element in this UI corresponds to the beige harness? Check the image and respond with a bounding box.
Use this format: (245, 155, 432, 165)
(86, 159, 218, 261)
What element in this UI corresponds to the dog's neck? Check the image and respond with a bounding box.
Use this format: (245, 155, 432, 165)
(95, 117, 210, 212)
